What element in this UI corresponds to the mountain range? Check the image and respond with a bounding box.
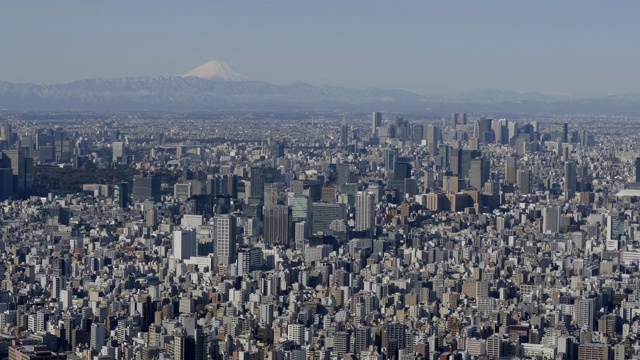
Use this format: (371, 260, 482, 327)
(2, 60, 640, 115)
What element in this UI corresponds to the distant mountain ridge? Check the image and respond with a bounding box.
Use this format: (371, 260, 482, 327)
(2, 61, 640, 114)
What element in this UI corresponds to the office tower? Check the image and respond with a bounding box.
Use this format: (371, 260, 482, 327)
(250, 166, 266, 199)
(340, 118, 348, 146)
(288, 193, 312, 223)
(52, 129, 72, 162)
(0, 168, 13, 200)
(543, 206, 560, 233)
(174, 329, 196, 360)
(492, 119, 509, 144)
(90, 323, 106, 352)
(173, 229, 197, 261)
(237, 247, 263, 275)
(51, 276, 64, 300)
(393, 162, 412, 180)
(112, 141, 125, 162)
(263, 205, 292, 246)
(411, 123, 424, 144)
(215, 214, 236, 266)
(321, 186, 337, 203)
(259, 303, 274, 327)
(371, 112, 382, 137)
(311, 202, 347, 235)
(505, 155, 518, 185)
(607, 213, 622, 241)
(426, 124, 440, 155)
(60, 289, 72, 310)
(634, 157, 640, 182)
(334, 331, 350, 356)
(550, 123, 569, 143)
(382, 323, 406, 359)
(353, 326, 371, 355)
(383, 148, 398, 171)
(508, 121, 519, 141)
(113, 182, 129, 208)
(173, 183, 192, 200)
(576, 297, 596, 331)
(355, 191, 375, 236)
(336, 163, 351, 187)
(132, 174, 161, 202)
(0, 124, 10, 142)
(2, 149, 32, 199)
(564, 160, 577, 200)
(264, 182, 286, 207)
(469, 158, 490, 191)
(517, 169, 531, 194)
(450, 113, 459, 128)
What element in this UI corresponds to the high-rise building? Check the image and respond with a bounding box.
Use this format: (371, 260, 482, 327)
(469, 158, 490, 191)
(112, 141, 125, 162)
(173, 329, 196, 360)
(393, 162, 412, 180)
(264, 182, 287, 207)
(0, 124, 11, 142)
(215, 214, 236, 266)
(250, 166, 266, 199)
(576, 297, 596, 331)
(113, 182, 129, 208)
(505, 155, 518, 185)
(336, 163, 351, 187)
(371, 112, 382, 137)
(353, 326, 371, 355)
(543, 206, 560, 233)
(90, 323, 106, 352)
(311, 202, 347, 235)
(355, 191, 375, 236)
(263, 205, 292, 246)
(425, 125, 440, 155)
(132, 174, 161, 203)
(173, 229, 197, 261)
(383, 148, 398, 171)
(450, 113, 459, 128)
(2, 149, 32, 199)
(340, 118, 348, 146)
(564, 160, 577, 200)
(635, 157, 640, 182)
(517, 169, 531, 194)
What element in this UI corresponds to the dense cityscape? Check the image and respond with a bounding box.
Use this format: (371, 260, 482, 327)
(0, 110, 634, 360)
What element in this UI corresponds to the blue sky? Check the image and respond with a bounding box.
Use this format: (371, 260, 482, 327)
(0, 1, 638, 96)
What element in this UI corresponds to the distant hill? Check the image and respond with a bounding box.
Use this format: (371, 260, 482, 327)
(2, 61, 640, 115)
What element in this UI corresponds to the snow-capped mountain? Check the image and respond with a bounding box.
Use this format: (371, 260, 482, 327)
(179, 60, 246, 81)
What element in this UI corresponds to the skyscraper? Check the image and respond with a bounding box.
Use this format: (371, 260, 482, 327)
(132, 174, 161, 202)
(90, 323, 106, 352)
(173, 229, 197, 261)
(263, 205, 292, 246)
(505, 155, 518, 185)
(469, 158, 490, 191)
(517, 169, 531, 194)
(371, 112, 382, 137)
(249, 166, 269, 199)
(215, 214, 236, 266)
(425, 124, 440, 155)
(340, 118, 348, 146)
(543, 206, 560, 233)
(564, 160, 577, 200)
(355, 191, 375, 236)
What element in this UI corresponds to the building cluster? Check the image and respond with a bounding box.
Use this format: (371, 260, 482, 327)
(0, 111, 636, 360)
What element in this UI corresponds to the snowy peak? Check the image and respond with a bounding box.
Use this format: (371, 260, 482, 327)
(179, 60, 246, 81)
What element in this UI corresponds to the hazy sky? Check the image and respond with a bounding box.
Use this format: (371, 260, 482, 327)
(1, 1, 638, 96)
